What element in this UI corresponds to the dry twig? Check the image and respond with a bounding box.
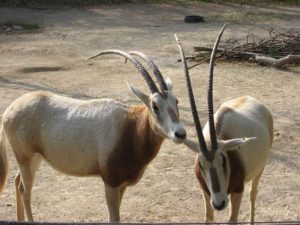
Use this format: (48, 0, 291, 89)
(187, 28, 300, 68)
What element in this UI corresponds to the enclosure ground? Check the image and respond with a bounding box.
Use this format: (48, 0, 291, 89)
(0, 2, 299, 223)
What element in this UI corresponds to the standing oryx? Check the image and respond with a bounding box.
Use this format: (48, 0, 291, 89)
(176, 25, 273, 223)
(0, 50, 186, 222)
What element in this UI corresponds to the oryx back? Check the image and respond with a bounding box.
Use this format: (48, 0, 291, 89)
(212, 96, 273, 180)
(2, 91, 126, 176)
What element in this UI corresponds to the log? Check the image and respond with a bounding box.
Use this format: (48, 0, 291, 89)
(190, 45, 300, 68)
(193, 47, 258, 59)
(253, 54, 300, 67)
(193, 46, 223, 53)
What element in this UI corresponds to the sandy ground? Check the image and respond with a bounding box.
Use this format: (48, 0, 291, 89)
(0, 2, 299, 223)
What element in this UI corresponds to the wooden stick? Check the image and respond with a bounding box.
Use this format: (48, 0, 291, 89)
(254, 54, 300, 67)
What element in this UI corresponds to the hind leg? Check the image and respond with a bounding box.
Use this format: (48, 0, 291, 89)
(250, 169, 264, 223)
(15, 172, 25, 221)
(16, 154, 42, 222)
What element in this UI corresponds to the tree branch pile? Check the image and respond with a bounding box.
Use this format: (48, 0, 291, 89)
(188, 28, 300, 68)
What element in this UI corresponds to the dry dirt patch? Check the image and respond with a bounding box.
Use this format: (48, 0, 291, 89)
(0, 2, 299, 223)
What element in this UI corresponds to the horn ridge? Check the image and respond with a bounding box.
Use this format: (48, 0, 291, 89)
(129, 51, 168, 91)
(175, 34, 208, 155)
(88, 49, 159, 94)
(208, 24, 227, 152)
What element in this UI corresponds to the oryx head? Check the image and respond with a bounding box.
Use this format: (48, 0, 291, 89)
(176, 25, 256, 211)
(88, 50, 186, 144)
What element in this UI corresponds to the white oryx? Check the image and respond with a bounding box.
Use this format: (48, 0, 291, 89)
(176, 26, 273, 223)
(0, 50, 186, 222)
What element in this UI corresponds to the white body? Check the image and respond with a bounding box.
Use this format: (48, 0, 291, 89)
(4, 92, 129, 176)
(0, 89, 186, 222)
(203, 95, 273, 182)
(188, 96, 273, 222)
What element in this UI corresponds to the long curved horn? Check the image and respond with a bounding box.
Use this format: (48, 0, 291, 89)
(88, 50, 159, 94)
(175, 34, 208, 156)
(129, 51, 168, 91)
(208, 24, 227, 153)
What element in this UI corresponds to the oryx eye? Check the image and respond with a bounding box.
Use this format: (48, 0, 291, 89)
(152, 103, 159, 113)
(176, 99, 179, 105)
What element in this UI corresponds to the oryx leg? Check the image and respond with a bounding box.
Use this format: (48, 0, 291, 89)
(119, 185, 127, 209)
(250, 169, 264, 223)
(228, 191, 244, 222)
(105, 184, 124, 222)
(14, 172, 24, 221)
(16, 153, 42, 222)
(203, 190, 214, 223)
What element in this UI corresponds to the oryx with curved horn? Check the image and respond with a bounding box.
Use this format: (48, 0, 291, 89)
(0, 50, 186, 222)
(176, 26, 273, 223)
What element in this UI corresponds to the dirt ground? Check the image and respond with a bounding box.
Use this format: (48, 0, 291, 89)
(0, 2, 299, 223)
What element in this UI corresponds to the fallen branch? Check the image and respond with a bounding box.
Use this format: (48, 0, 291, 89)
(253, 54, 300, 67)
(189, 56, 212, 69)
(193, 46, 223, 53)
(194, 47, 258, 59)
(186, 28, 300, 69)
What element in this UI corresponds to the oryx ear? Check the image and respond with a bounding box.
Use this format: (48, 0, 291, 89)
(218, 137, 257, 152)
(184, 138, 199, 153)
(165, 77, 173, 92)
(127, 82, 149, 106)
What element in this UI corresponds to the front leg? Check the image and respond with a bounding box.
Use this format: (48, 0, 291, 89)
(203, 190, 214, 223)
(104, 184, 121, 222)
(228, 191, 243, 222)
(119, 185, 127, 209)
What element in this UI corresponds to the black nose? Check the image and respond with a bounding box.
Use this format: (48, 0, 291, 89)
(175, 131, 186, 140)
(212, 200, 226, 211)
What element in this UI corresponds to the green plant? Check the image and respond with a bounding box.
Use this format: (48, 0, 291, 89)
(0, 21, 40, 31)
